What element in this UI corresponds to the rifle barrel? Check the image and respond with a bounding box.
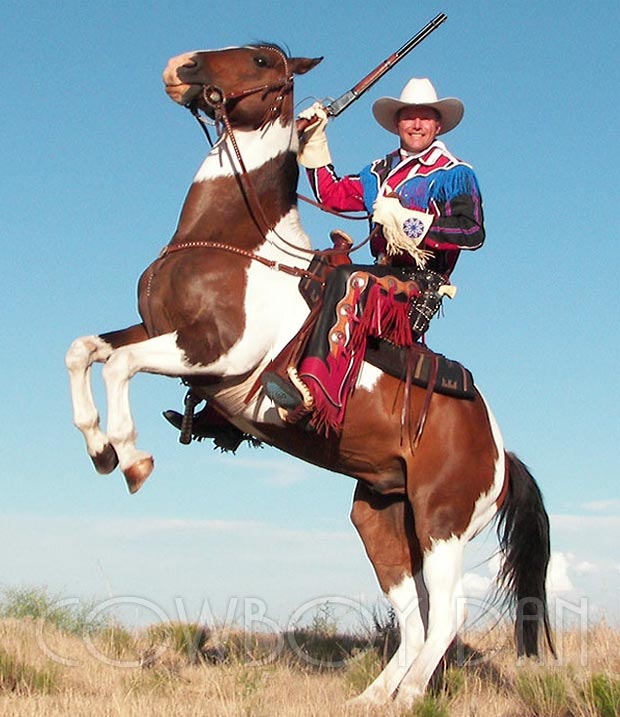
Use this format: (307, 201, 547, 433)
(326, 12, 447, 117)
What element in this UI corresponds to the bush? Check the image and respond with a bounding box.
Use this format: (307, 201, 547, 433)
(0, 647, 59, 694)
(0, 586, 108, 635)
(584, 673, 620, 717)
(90, 625, 139, 662)
(143, 622, 210, 664)
(408, 695, 450, 717)
(343, 648, 383, 694)
(514, 668, 572, 717)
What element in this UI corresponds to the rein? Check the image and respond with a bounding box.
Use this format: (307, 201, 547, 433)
(191, 104, 372, 227)
(296, 191, 371, 222)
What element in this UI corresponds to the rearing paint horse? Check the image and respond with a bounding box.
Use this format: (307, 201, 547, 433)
(65, 43, 554, 707)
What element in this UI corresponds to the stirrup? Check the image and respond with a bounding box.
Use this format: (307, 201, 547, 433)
(279, 368, 314, 424)
(262, 372, 302, 409)
(262, 367, 314, 424)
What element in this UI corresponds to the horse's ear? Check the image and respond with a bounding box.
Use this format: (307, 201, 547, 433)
(289, 56, 323, 76)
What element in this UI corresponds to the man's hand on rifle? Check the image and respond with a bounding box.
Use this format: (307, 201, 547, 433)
(297, 102, 332, 169)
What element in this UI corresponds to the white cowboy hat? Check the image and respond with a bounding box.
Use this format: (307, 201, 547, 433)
(372, 78, 464, 136)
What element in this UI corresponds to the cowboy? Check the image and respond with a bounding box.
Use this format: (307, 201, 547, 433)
(261, 78, 485, 434)
(300, 77, 484, 276)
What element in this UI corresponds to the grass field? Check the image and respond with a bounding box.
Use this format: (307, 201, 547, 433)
(1, 587, 619, 716)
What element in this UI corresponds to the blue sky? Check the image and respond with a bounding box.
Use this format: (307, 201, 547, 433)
(1, 1, 619, 631)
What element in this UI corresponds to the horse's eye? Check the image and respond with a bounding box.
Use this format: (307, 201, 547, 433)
(254, 55, 269, 68)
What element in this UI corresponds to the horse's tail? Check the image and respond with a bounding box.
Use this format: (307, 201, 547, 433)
(495, 452, 556, 657)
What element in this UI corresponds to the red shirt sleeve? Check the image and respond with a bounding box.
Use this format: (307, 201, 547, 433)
(306, 166, 367, 212)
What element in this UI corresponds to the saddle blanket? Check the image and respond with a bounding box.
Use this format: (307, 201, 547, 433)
(364, 338, 476, 400)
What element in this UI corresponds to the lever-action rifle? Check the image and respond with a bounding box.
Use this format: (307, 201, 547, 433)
(298, 12, 447, 131)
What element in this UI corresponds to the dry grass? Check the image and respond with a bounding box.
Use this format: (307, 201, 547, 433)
(0, 615, 619, 716)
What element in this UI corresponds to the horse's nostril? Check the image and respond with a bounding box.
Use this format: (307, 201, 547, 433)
(176, 57, 200, 83)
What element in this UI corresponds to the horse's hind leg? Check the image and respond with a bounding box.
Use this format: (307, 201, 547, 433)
(393, 533, 467, 706)
(65, 324, 148, 475)
(348, 482, 428, 707)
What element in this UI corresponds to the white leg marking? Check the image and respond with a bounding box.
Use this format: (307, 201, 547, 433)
(352, 573, 427, 706)
(395, 536, 466, 705)
(65, 335, 114, 458)
(100, 333, 192, 472)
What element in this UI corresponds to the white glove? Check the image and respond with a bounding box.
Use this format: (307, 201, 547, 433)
(297, 102, 332, 168)
(372, 195, 435, 268)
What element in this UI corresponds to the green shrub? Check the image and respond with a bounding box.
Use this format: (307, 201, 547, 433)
(235, 664, 268, 699)
(221, 630, 282, 665)
(343, 648, 383, 694)
(369, 604, 400, 663)
(0, 586, 107, 635)
(584, 673, 620, 717)
(406, 694, 449, 717)
(285, 602, 378, 669)
(91, 625, 138, 661)
(439, 665, 466, 699)
(125, 665, 182, 695)
(285, 626, 362, 668)
(514, 668, 572, 717)
(144, 622, 208, 663)
(0, 647, 59, 694)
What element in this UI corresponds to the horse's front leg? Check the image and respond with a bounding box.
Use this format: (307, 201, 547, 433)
(66, 334, 117, 472)
(100, 332, 190, 494)
(65, 324, 149, 474)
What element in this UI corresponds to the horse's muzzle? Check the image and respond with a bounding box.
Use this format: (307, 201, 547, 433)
(163, 52, 203, 105)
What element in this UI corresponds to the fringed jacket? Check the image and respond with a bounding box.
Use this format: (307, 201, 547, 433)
(307, 140, 485, 278)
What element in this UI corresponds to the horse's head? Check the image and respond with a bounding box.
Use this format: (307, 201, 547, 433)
(163, 44, 322, 129)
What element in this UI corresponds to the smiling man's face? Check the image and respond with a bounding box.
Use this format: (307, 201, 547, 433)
(396, 106, 441, 153)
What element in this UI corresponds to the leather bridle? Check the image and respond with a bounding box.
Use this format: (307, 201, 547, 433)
(189, 44, 294, 146)
(165, 45, 369, 273)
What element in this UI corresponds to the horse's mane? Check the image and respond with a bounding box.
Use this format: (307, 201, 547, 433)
(246, 40, 291, 58)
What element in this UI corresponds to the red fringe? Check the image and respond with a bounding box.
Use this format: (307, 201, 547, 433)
(302, 279, 418, 437)
(356, 282, 414, 348)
